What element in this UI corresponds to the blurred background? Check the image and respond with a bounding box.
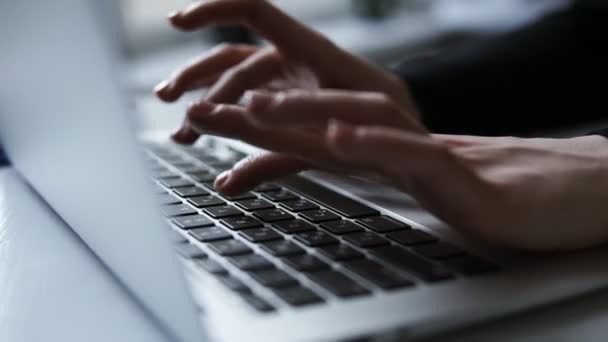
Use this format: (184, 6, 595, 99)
(119, 0, 569, 130)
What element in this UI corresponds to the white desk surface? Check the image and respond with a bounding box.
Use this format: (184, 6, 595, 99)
(2, 164, 608, 342)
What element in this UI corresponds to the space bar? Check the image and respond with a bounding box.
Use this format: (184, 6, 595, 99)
(281, 177, 380, 218)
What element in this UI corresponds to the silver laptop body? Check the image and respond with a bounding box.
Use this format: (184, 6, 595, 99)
(2, 1, 608, 341)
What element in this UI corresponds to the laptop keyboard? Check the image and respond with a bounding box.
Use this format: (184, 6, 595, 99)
(146, 140, 499, 314)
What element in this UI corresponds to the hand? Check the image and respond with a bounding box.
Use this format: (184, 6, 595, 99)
(183, 90, 608, 250)
(155, 0, 423, 177)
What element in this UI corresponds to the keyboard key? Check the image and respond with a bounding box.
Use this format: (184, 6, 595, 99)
(235, 198, 275, 211)
(194, 258, 228, 275)
(442, 256, 499, 275)
(239, 227, 282, 242)
(342, 259, 414, 290)
(282, 177, 380, 218)
(253, 208, 293, 222)
(387, 229, 438, 246)
(189, 227, 232, 242)
(218, 276, 251, 293)
(279, 199, 319, 212)
(221, 216, 263, 230)
(241, 294, 275, 312)
(357, 216, 410, 233)
(320, 221, 364, 235)
(369, 246, 453, 282)
(162, 204, 197, 217)
(222, 192, 257, 201)
(411, 242, 466, 260)
(188, 171, 218, 182)
(208, 240, 252, 256)
(272, 219, 315, 234)
(159, 178, 194, 189)
(173, 186, 210, 198)
(176, 164, 207, 174)
(307, 271, 370, 298)
(253, 183, 281, 192)
(273, 287, 324, 306)
(283, 254, 329, 272)
(250, 269, 299, 288)
(152, 170, 179, 180)
(154, 184, 169, 194)
(294, 230, 339, 247)
(261, 190, 299, 202)
(316, 245, 364, 261)
(228, 254, 274, 271)
(175, 243, 207, 259)
(260, 240, 305, 256)
(343, 232, 390, 248)
(188, 195, 225, 208)
(158, 193, 181, 205)
(204, 205, 244, 219)
(172, 215, 214, 230)
(299, 209, 341, 223)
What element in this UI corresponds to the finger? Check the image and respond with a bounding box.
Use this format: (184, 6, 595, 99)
(246, 89, 426, 133)
(214, 153, 309, 195)
(169, 0, 332, 59)
(326, 120, 493, 232)
(155, 44, 258, 102)
(172, 48, 282, 143)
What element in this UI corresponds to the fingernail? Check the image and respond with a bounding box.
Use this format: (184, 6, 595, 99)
(167, 11, 181, 20)
(214, 171, 231, 189)
(188, 100, 215, 112)
(154, 80, 170, 94)
(246, 91, 276, 113)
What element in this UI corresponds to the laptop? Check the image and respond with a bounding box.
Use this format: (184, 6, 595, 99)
(2, 1, 608, 341)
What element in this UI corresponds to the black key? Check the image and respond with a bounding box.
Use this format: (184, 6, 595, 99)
(357, 216, 410, 233)
(342, 259, 414, 290)
(173, 186, 210, 198)
(236, 198, 275, 211)
(307, 271, 370, 298)
(152, 170, 179, 180)
(188, 171, 218, 182)
(175, 243, 207, 259)
(218, 276, 251, 293)
(194, 258, 228, 275)
(228, 254, 274, 271)
(158, 193, 181, 205)
(279, 199, 319, 212)
(204, 205, 244, 219)
(221, 216, 263, 230)
(189, 227, 232, 242)
(344, 232, 390, 248)
(316, 245, 364, 261)
(172, 215, 214, 230)
(208, 161, 235, 171)
(208, 240, 252, 256)
(443, 256, 499, 275)
(253, 183, 281, 192)
(222, 192, 257, 201)
(412, 242, 466, 260)
(170, 160, 196, 168)
(294, 230, 339, 247)
(273, 287, 324, 306)
(176, 164, 207, 174)
(239, 227, 282, 242)
(159, 178, 194, 188)
(250, 269, 299, 288)
(188, 195, 225, 208)
(260, 240, 305, 256)
(162, 204, 197, 217)
(369, 246, 453, 282)
(299, 209, 341, 223)
(387, 229, 438, 246)
(241, 294, 275, 312)
(261, 190, 299, 202)
(282, 177, 379, 218)
(283, 254, 329, 272)
(253, 208, 293, 222)
(320, 221, 364, 235)
(272, 219, 315, 234)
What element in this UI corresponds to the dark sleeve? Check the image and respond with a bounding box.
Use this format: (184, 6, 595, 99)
(394, 1, 608, 136)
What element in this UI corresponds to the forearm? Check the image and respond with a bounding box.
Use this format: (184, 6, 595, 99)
(394, 2, 608, 136)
